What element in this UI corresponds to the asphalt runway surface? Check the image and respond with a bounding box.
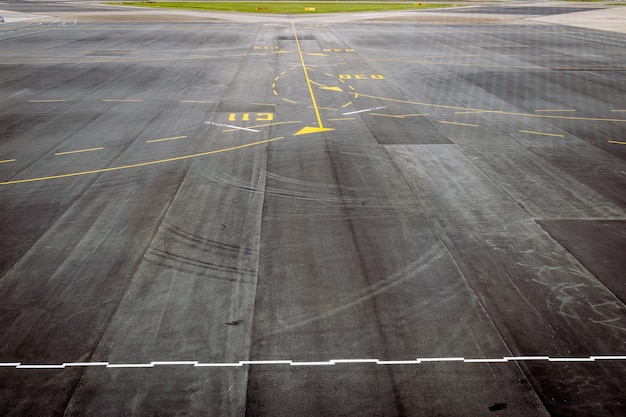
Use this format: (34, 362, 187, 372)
(0, 2, 625, 416)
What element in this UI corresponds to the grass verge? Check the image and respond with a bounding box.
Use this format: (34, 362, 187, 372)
(113, 1, 460, 14)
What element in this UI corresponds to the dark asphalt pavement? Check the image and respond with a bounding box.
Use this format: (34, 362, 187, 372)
(0, 4, 625, 416)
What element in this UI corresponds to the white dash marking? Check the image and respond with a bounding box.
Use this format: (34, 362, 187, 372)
(342, 106, 385, 115)
(204, 121, 259, 133)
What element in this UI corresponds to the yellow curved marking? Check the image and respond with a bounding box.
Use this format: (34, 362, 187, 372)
(0, 137, 285, 187)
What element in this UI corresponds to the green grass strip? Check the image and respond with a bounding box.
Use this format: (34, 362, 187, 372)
(114, 1, 460, 14)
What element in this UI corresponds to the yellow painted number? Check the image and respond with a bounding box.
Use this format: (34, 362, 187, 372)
(229, 113, 274, 121)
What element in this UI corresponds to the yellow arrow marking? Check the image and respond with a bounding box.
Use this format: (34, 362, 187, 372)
(310, 80, 342, 92)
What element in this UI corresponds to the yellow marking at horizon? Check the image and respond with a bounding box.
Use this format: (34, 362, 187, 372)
(55, 147, 104, 156)
(29, 100, 66, 103)
(146, 136, 187, 143)
(519, 130, 565, 138)
(608, 140, 626, 145)
(0, 159, 16, 164)
(0, 137, 285, 187)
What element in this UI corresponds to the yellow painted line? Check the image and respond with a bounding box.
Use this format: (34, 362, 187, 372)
(350, 92, 626, 123)
(282, 98, 297, 104)
(342, 102, 353, 108)
(1, 137, 286, 186)
(519, 130, 565, 138)
(102, 99, 143, 102)
(455, 110, 492, 115)
(438, 121, 479, 127)
(146, 135, 187, 143)
(249, 102, 275, 107)
(535, 109, 576, 112)
(608, 140, 626, 145)
(372, 113, 428, 118)
(273, 90, 278, 96)
(28, 100, 66, 103)
(399, 113, 429, 118)
(178, 100, 212, 103)
(55, 147, 104, 156)
(291, 22, 332, 135)
(371, 113, 405, 119)
(328, 117, 355, 121)
(0, 159, 16, 164)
